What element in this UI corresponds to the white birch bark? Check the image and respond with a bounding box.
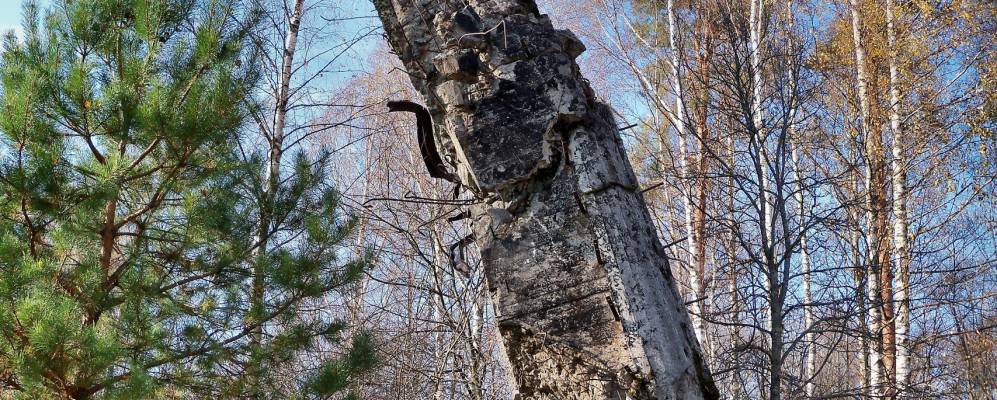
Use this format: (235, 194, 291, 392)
(850, 202, 871, 395)
(748, 0, 775, 345)
(784, 6, 816, 395)
(251, 0, 306, 293)
(886, 0, 913, 392)
(429, 232, 450, 400)
(723, 134, 745, 400)
(848, 0, 884, 395)
(748, 2, 783, 398)
(792, 145, 816, 398)
(750, 0, 772, 240)
(249, 0, 306, 390)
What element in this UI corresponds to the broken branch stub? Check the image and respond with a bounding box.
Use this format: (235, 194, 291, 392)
(386, 100, 452, 180)
(374, 1, 718, 398)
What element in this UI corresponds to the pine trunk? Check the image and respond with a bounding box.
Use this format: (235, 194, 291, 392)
(692, 12, 715, 361)
(372, 1, 718, 398)
(665, 0, 709, 355)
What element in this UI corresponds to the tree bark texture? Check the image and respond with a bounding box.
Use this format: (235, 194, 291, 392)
(371, 1, 718, 399)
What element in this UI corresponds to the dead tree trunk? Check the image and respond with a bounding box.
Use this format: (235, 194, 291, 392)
(372, 1, 718, 398)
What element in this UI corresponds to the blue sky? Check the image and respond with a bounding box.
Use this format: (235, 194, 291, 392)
(0, 0, 379, 87)
(0, 0, 29, 38)
(0, 1, 378, 39)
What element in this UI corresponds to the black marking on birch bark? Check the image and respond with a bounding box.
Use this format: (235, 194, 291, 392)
(449, 233, 475, 255)
(657, 263, 672, 283)
(573, 191, 587, 214)
(593, 237, 604, 265)
(452, 7, 481, 33)
(386, 100, 453, 181)
(606, 295, 620, 321)
(640, 181, 664, 193)
(447, 210, 470, 222)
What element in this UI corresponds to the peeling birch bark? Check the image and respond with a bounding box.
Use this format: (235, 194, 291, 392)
(372, 1, 718, 398)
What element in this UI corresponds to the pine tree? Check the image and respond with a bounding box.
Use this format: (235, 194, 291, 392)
(0, 0, 374, 398)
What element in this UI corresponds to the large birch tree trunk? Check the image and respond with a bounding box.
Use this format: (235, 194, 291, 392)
(371, 1, 718, 398)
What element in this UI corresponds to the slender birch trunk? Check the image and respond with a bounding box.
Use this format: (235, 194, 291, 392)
(886, 0, 913, 393)
(656, 123, 682, 261)
(372, 1, 718, 398)
(249, 0, 305, 393)
(666, 0, 709, 354)
(792, 145, 816, 398)
(749, 0, 772, 237)
(748, 0, 769, 311)
(849, 188, 871, 395)
(461, 262, 485, 400)
(748, 0, 774, 351)
(724, 134, 745, 400)
(348, 148, 373, 397)
(747, 1, 784, 398)
(430, 232, 450, 400)
(848, 1, 888, 395)
(783, 5, 816, 395)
